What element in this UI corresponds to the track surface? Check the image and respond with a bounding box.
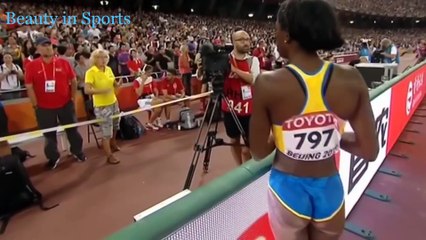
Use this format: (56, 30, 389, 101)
(2, 55, 423, 240)
(341, 100, 426, 240)
(2, 103, 240, 240)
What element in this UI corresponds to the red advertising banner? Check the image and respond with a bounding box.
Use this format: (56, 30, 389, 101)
(238, 214, 274, 240)
(387, 65, 426, 152)
(334, 53, 358, 64)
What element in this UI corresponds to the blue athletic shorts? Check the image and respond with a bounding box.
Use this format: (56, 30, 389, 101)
(268, 168, 344, 222)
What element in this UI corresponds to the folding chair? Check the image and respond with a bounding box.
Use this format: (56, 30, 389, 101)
(87, 123, 101, 149)
(84, 98, 102, 149)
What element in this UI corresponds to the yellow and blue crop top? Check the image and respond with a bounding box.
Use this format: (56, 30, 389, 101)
(272, 61, 344, 161)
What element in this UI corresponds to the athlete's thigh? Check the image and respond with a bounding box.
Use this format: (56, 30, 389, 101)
(308, 205, 345, 240)
(268, 189, 310, 240)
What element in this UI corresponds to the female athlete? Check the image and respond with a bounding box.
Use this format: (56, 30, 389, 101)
(249, 0, 379, 239)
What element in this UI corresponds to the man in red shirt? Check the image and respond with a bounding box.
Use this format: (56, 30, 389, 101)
(222, 28, 260, 165)
(159, 69, 189, 123)
(25, 37, 86, 170)
(252, 39, 266, 70)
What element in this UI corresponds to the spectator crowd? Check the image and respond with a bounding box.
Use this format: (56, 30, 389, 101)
(0, 0, 424, 168)
(335, 0, 426, 18)
(0, 1, 424, 99)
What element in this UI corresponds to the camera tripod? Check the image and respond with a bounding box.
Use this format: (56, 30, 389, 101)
(183, 91, 249, 190)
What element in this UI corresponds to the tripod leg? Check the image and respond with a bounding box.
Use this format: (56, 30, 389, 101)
(203, 131, 215, 173)
(221, 94, 250, 147)
(183, 94, 221, 190)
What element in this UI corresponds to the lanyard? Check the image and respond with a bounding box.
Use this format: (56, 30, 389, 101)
(41, 59, 56, 81)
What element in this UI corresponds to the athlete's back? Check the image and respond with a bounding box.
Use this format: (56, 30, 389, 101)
(248, 0, 379, 239)
(255, 60, 376, 176)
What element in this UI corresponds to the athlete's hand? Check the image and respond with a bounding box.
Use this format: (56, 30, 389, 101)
(336, 117, 347, 134)
(268, 133, 275, 144)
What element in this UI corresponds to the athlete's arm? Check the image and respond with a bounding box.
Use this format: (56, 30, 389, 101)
(340, 68, 379, 161)
(249, 73, 275, 160)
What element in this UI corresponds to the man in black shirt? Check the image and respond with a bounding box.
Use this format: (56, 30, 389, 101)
(144, 46, 156, 66)
(155, 47, 172, 73)
(107, 45, 120, 76)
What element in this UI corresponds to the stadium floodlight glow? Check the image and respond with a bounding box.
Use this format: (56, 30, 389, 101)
(267, 15, 273, 19)
(349, 20, 354, 24)
(415, 20, 420, 23)
(152, 5, 159, 10)
(248, 13, 254, 18)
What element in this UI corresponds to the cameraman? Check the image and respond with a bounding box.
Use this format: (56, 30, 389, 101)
(380, 38, 400, 64)
(224, 29, 260, 165)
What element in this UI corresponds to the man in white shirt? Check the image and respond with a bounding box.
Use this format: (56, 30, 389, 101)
(0, 52, 23, 100)
(87, 27, 101, 39)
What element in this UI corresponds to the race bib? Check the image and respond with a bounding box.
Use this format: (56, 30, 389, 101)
(228, 99, 250, 115)
(45, 80, 56, 93)
(241, 85, 252, 100)
(282, 113, 340, 161)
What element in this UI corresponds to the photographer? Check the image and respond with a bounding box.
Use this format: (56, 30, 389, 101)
(380, 38, 400, 64)
(223, 29, 260, 165)
(133, 65, 165, 131)
(0, 52, 24, 100)
(359, 39, 371, 62)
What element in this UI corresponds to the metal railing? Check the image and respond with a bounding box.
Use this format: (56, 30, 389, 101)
(0, 71, 195, 96)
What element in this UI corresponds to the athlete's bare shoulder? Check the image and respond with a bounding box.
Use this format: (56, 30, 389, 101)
(254, 68, 297, 106)
(255, 68, 293, 89)
(332, 64, 369, 90)
(254, 70, 273, 92)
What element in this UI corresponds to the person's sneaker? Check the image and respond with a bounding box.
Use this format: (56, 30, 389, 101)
(146, 122, 159, 131)
(46, 158, 60, 170)
(74, 153, 87, 162)
(155, 119, 164, 128)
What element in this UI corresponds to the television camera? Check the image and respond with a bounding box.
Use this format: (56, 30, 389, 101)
(183, 40, 248, 190)
(199, 41, 233, 94)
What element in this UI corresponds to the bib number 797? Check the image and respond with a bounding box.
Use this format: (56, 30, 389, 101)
(228, 100, 249, 115)
(294, 129, 334, 150)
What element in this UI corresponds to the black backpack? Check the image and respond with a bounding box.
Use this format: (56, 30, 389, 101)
(0, 155, 59, 234)
(117, 116, 145, 140)
(11, 147, 35, 163)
